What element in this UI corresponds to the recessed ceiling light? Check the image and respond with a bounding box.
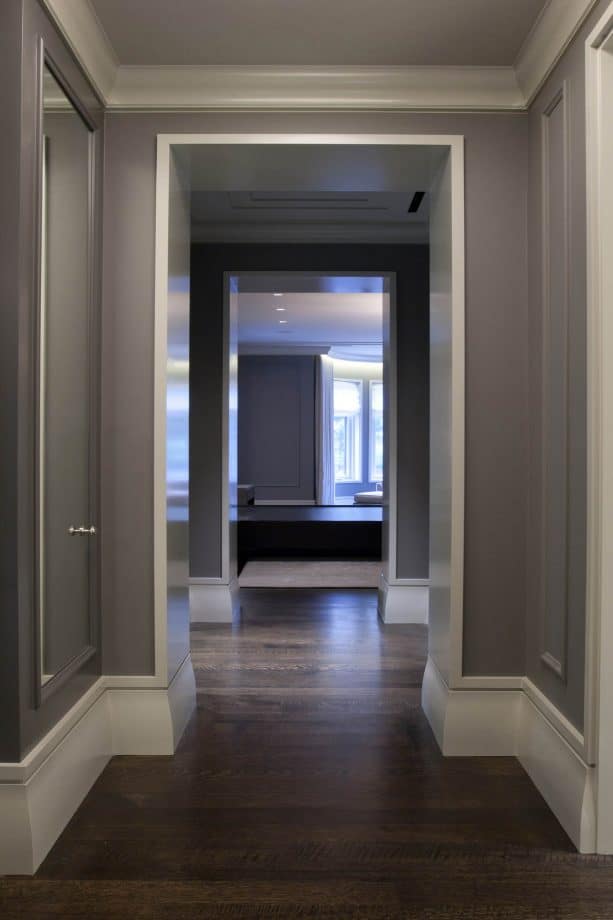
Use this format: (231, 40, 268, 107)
(273, 293, 283, 297)
(275, 307, 286, 312)
(278, 319, 288, 324)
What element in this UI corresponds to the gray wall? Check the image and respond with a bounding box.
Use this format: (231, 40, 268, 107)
(104, 115, 528, 677)
(0, 0, 104, 761)
(189, 243, 430, 581)
(0, 0, 25, 763)
(238, 356, 316, 502)
(524, 0, 611, 731)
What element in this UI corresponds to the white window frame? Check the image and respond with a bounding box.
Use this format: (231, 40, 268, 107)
(369, 379, 384, 483)
(333, 377, 363, 484)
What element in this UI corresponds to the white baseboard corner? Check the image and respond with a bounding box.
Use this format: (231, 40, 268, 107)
(518, 691, 596, 854)
(378, 577, 429, 624)
(421, 656, 521, 755)
(190, 580, 240, 623)
(421, 655, 597, 853)
(108, 653, 196, 755)
(0, 655, 197, 875)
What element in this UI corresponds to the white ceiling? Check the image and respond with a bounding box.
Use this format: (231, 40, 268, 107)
(90, 0, 547, 67)
(238, 286, 383, 348)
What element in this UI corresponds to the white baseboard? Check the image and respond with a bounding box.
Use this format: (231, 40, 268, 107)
(421, 656, 520, 755)
(108, 654, 196, 754)
(0, 656, 196, 875)
(378, 578, 429, 624)
(421, 655, 597, 852)
(190, 580, 240, 622)
(518, 693, 596, 854)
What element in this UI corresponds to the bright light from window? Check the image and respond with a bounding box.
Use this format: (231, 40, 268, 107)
(333, 379, 362, 482)
(369, 381, 384, 482)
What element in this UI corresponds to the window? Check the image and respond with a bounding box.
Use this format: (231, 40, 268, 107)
(369, 381, 384, 482)
(333, 379, 362, 482)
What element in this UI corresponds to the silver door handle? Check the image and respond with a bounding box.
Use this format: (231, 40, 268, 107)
(68, 525, 97, 536)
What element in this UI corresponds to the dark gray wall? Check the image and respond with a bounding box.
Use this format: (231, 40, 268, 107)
(238, 356, 316, 502)
(189, 243, 430, 581)
(524, 0, 610, 731)
(0, 0, 25, 762)
(103, 110, 529, 677)
(0, 0, 104, 761)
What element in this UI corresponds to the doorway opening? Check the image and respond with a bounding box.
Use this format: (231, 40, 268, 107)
(232, 271, 390, 591)
(154, 134, 465, 682)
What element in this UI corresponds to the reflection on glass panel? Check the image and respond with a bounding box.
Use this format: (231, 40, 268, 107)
(39, 65, 93, 687)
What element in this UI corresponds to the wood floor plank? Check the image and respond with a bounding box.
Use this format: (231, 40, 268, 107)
(2, 587, 613, 918)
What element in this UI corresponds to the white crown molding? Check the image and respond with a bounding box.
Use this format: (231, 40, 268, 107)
(41, 0, 118, 102)
(39, 1, 601, 112)
(515, 0, 600, 105)
(109, 65, 524, 112)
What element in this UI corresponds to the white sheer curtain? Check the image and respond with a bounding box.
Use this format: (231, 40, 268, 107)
(315, 355, 335, 505)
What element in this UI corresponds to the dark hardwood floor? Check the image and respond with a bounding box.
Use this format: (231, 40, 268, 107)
(3, 588, 613, 918)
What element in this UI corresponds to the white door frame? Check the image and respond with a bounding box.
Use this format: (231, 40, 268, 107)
(154, 134, 465, 670)
(586, 3, 613, 853)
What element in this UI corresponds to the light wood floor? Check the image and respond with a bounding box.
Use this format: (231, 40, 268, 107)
(2, 588, 613, 919)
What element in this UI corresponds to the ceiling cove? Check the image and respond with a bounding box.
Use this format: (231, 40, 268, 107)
(41, 0, 598, 112)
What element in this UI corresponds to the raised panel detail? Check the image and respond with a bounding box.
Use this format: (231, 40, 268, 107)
(238, 356, 315, 500)
(540, 84, 570, 681)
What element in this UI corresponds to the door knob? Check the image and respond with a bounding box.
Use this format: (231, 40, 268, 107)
(68, 525, 97, 536)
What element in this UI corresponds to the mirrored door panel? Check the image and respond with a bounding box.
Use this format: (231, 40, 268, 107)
(38, 63, 95, 689)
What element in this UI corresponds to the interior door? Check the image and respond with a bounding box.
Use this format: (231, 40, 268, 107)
(39, 63, 96, 686)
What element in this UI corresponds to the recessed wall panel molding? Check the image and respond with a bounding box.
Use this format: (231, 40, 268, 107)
(540, 83, 571, 682)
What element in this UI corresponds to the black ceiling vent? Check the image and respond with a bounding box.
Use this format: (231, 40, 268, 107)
(408, 191, 426, 213)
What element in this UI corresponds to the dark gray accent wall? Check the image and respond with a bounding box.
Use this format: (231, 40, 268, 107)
(0, 0, 104, 761)
(103, 109, 529, 677)
(0, 0, 25, 762)
(189, 243, 430, 581)
(524, 0, 610, 731)
(238, 356, 316, 502)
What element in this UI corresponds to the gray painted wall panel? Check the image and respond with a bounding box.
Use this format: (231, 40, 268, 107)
(524, 0, 611, 730)
(238, 356, 316, 501)
(104, 111, 529, 677)
(1, 0, 104, 761)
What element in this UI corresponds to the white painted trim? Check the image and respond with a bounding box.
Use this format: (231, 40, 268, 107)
(378, 578, 429, 624)
(0, 656, 196, 874)
(518, 694, 596, 853)
(108, 64, 524, 112)
(38, 1, 598, 112)
(190, 581, 239, 622)
(515, 0, 599, 106)
(155, 137, 463, 663)
(447, 138, 467, 689)
(586, 3, 613, 854)
(522, 676, 587, 761)
(108, 654, 196, 754)
(153, 137, 170, 684)
(455, 674, 525, 690)
(422, 657, 521, 756)
(0, 692, 111, 875)
(39, 0, 118, 102)
(421, 655, 597, 852)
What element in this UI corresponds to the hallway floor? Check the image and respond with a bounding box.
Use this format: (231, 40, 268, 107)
(3, 589, 613, 918)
